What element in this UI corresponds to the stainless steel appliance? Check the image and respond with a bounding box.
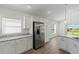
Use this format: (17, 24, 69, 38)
(33, 22, 45, 49)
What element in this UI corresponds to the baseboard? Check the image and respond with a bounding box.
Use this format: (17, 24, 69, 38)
(59, 48, 70, 54)
(21, 48, 33, 54)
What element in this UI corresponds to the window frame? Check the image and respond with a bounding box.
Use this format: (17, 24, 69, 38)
(66, 24, 79, 37)
(2, 17, 22, 35)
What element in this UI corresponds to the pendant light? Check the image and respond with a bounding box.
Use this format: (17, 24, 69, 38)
(64, 4, 67, 24)
(65, 4, 67, 35)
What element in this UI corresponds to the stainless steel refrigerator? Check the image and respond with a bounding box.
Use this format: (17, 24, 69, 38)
(33, 22, 45, 49)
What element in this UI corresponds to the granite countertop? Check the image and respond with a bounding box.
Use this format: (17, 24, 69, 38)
(59, 35, 79, 42)
(0, 33, 32, 42)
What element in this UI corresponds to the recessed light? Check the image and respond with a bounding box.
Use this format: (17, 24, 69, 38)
(48, 11, 51, 14)
(27, 5, 32, 8)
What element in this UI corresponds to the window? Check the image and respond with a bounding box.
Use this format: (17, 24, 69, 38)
(54, 24, 56, 33)
(67, 24, 79, 37)
(2, 18, 21, 34)
(51, 24, 56, 33)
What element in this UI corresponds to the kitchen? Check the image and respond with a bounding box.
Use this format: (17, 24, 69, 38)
(0, 4, 79, 54)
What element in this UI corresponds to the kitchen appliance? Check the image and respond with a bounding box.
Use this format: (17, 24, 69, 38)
(33, 22, 45, 49)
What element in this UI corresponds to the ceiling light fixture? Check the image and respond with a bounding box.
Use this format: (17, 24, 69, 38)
(48, 11, 51, 14)
(27, 5, 32, 8)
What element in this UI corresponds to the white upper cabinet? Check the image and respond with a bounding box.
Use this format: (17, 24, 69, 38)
(25, 15, 33, 34)
(33, 16, 39, 22)
(38, 18, 45, 22)
(22, 15, 33, 34)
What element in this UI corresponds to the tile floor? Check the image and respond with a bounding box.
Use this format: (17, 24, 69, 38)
(26, 38, 69, 54)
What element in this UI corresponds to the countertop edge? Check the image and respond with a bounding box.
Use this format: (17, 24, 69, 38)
(0, 34, 32, 42)
(57, 35, 79, 42)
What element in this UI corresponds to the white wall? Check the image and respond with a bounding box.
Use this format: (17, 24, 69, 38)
(0, 7, 24, 20)
(0, 6, 35, 35)
(58, 21, 66, 36)
(0, 6, 30, 34)
(45, 19, 59, 42)
(0, 6, 59, 43)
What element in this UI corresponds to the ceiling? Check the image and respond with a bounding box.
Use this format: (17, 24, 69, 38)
(0, 4, 79, 21)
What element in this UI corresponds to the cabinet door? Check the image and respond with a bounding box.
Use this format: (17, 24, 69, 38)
(0, 41, 16, 54)
(27, 37, 33, 50)
(15, 38, 27, 53)
(75, 43, 79, 54)
(25, 16, 33, 34)
(68, 40, 79, 54)
(58, 37, 68, 51)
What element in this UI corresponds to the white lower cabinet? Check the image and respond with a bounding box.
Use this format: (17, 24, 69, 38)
(58, 37, 68, 51)
(67, 39, 79, 54)
(0, 36, 33, 54)
(15, 37, 32, 53)
(15, 38, 27, 53)
(0, 40, 16, 54)
(58, 37, 79, 54)
(15, 37, 33, 53)
(75, 44, 79, 54)
(26, 37, 33, 50)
